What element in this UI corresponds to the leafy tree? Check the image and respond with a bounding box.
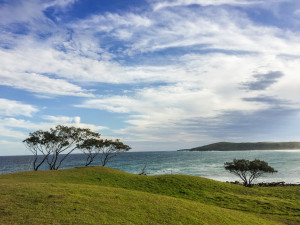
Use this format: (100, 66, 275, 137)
(99, 139, 131, 166)
(23, 125, 100, 170)
(79, 138, 131, 166)
(224, 159, 277, 187)
(79, 138, 107, 166)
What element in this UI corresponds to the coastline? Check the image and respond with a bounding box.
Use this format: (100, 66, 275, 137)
(1, 150, 300, 184)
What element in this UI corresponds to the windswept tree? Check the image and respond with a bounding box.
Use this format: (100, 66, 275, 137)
(99, 139, 131, 166)
(79, 138, 107, 166)
(23, 125, 100, 170)
(79, 138, 131, 166)
(224, 159, 277, 187)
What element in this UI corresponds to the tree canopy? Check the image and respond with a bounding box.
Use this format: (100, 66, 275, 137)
(224, 159, 277, 187)
(23, 125, 130, 170)
(99, 139, 131, 166)
(80, 138, 131, 166)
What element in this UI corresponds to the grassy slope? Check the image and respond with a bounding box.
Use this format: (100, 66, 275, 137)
(0, 166, 299, 225)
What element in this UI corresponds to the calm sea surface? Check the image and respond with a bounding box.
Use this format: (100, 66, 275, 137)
(0, 150, 299, 183)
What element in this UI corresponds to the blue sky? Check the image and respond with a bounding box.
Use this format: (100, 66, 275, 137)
(1, 0, 300, 155)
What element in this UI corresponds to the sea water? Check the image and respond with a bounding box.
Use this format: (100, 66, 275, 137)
(0, 150, 299, 183)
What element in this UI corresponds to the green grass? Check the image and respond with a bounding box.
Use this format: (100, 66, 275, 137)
(0, 166, 299, 224)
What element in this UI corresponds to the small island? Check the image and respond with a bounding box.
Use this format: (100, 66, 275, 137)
(179, 141, 300, 151)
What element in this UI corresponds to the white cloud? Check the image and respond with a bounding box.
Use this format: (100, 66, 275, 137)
(0, 1, 45, 25)
(294, 9, 300, 16)
(77, 52, 300, 142)
(70, 3, 300, 58)
(0, 125, 28, 139)
(42, 115, 80, 124)
(0, 0, 77, 26)
(0, 116, 108, 148)
(152, 0, 261, 11)
(42, 115, 107, 131)
(0, 71, 94, 97)
(0, 140, 27, 156)
(44, 0, 78, 9)
(134, 9, 300, 55)
(1, 0, 300, 149)
(0, 118, 44, 131)
(0, 98, 38, 117)
(0, 35, 128, 86)
(0, 114, 108, 155)
(73, 12, 152, 32)
(1, 116, 107, 132)
(1, 1, 300, 96)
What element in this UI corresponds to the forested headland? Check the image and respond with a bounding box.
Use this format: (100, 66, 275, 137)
(179, 142, 300, 151)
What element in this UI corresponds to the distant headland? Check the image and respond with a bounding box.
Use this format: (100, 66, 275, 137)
(178, 142, 300, 151)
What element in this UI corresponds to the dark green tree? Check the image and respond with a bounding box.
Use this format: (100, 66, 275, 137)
(224, 159, 277, 187)
(23, 125, 100, 170)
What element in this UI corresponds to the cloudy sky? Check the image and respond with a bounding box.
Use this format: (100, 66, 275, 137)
(1, 0, 300, 155)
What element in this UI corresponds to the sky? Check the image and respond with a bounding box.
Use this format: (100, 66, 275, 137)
(1, 0, 300, 155)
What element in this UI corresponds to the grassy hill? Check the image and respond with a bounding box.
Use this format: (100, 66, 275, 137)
(180, 141, 300, 151)
(0, 167, 299, 224)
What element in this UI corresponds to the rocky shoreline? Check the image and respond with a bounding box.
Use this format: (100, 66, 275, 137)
(227, 181, 300, 187)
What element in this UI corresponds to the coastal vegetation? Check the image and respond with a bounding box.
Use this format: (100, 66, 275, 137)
(80, 138, 131, 166)
(23, 125, 130, 170)
(224, 159, 277, 187)
(0, 167, 299, 224)
(180, 141, 300, 151)
(8, 131, 299, 224)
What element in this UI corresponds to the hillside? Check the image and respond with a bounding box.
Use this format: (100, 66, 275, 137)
(0, 166, 299, 224)
(180, 141, 300, 151)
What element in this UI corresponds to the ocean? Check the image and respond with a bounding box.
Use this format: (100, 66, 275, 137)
(1, 150, 299, 184)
